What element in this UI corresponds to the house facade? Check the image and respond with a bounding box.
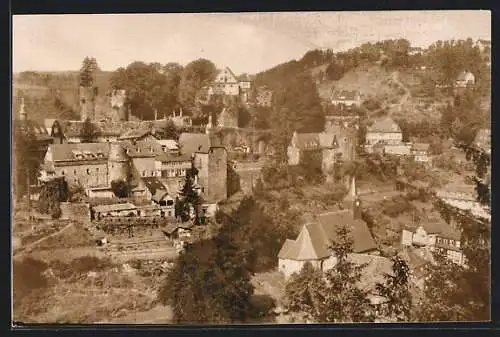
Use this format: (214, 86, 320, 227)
(401, 221, 465, 266)
(331, 90, 362, 108)
(455, 71, 475, 88)
(278, 199, 378, 280)
(365, 117, 403, 146)
(411, 143, 431, 164)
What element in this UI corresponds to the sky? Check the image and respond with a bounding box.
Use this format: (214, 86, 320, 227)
(13, 11, 491, 75)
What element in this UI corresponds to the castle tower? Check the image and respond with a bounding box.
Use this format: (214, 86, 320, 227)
(79, 86, 96, 121)
(19, 97, 27, 121)
(107, 143, 130, 184)
(207, 147, 228, 202)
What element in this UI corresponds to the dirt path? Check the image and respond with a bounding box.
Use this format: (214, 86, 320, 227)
(15, 222, 74, 257)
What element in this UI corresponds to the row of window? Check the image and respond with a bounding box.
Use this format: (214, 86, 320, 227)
(436, 237, 460, 248)
(60, 167, 103, 176)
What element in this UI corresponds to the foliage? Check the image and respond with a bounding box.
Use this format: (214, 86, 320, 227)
(79, 117, 99, 143)
(13, 120, 40, 198)
(109, 61, 184, 120)
(381, 195, 414, 218)
(158, 234, 254, 324)
(79, 57, 100, 87)
(38, 177, 69, 215)
(160, 119, 179, 140)
(175, 167, 200, 223)
(13, 258, 49, 309)
(178, 58, 217, 116)
(110, 179, 130, 198)
(375, 255, 412, 321)
(284, 225, 374, 322)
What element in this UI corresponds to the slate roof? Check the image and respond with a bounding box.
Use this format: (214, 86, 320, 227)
(162, 222, 195, 235)
(157, 139, 179, 150)
(405, 219, 461, 241)
(118, 128, 154, 140)
(118, 140, 163, 158)
(155, 153, 192, 163)
(278, 209, 377, 261)
(215, 67, 238, 84)
(367, 117, 402, 133)
(152, 189, 170, 203)
(52, 120, 168, 138)
(48, 142, 110, 162)
(318, 132, 341, 149)
(331, 90, 361, 101)
(14, 119, 54, 143)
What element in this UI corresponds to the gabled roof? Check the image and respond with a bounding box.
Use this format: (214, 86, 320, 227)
(118, 128, 154, 140)
(162, 222, 195, 235)
(278, 210, 378, 261)
(331, 90, 361, 101)
(214, 67, 238, 84)
(405, 219, 461, 241)
(152, 189, 170, 203)
(118, 140, 163, 158)
(457, 70, 475, 81)
(367, 117, 401, 133)
(156, 139, 179, 150)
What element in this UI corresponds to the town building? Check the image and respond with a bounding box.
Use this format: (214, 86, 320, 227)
(330, 90, 362, 109)
(401, 220, 465, 266)
(365, 117, 403, 147)
(178, 116, 229, 203)
(455, 70, 475, 88)
(278, 195, 378, 280)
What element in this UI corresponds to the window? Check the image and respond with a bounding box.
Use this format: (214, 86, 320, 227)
(142, 171, 146, 177)
(111, 164, 114, 168)
(61, 170, 65, 176)
(74, 169, 77, 175)
(87, 168, 90, 175)
(96, 168, 99, 173)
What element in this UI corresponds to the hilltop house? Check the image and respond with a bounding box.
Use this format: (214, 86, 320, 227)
(331, 90, 362, 109)
(455, 71, 475, 88)
(278, 196, 378, 280)
(401, 220, 465, 266)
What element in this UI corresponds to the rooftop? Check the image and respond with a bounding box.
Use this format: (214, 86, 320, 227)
(367, 117, 401, 133)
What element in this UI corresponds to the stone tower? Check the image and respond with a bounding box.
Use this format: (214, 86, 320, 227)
(206, 147, 228, 202)
(79, 86, 96, 121)
(107, 143, 130, 184)
(110, 89, 128, 122)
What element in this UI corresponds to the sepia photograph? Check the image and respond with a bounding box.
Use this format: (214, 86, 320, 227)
(11, 10, 491, 325)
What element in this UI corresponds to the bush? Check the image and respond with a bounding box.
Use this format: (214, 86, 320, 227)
(69, 256, 114, 274)
(382, 195, 413, 218)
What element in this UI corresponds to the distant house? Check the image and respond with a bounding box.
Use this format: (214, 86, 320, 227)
(213, 67, 241, 96)
(401, 220, 465, 266)
(411, 143, 431, 164)
(331, 90, 362, 108)
(455, 71, 475, 88)
(162, 222, 195, 249)
(384, 143, 412, 157)
(156, 139, 180, 155)
(474, 128, 491, 154)
(365, 117, 403, 147)
(118, 129, 159, 142)
(278, 198, 378, 280)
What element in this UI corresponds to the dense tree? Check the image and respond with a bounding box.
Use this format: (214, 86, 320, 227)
(375, 255, 412, 321)
(178, 59, 217, 116)
(158, 225, 254, 323)
(160, 119, 179, 140)
(38, 177, 69, 217)
(175, 167, 200, 223)
(110, 179, 129, 198)
(79, 57, 100, 87)
(79, 117, 99, 143)
(13, 120, 39, 199)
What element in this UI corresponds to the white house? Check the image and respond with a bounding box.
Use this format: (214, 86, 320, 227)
(278, 197, 378, 280)
(365, 117, 403, 151)
(331, 90, 362, 108)
(411, 143, 431, 164)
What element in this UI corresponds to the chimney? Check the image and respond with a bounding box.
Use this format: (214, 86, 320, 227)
(19, 97, 27, 121)
(180, 107, 183, 118)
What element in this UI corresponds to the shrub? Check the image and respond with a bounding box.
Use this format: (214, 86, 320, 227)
(69, 256, 114, 274)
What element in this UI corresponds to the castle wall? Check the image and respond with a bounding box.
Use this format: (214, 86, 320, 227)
(55, 162, 109, 188)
